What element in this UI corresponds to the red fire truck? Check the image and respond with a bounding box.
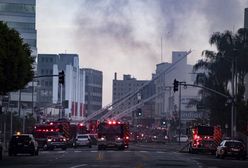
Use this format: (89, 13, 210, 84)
(97, 120, 129, 150)
(188, 125, 222, 154)
(33, 120, 70, 150)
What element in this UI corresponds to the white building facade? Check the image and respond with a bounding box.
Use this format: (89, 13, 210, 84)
(154, 51, 200, 127)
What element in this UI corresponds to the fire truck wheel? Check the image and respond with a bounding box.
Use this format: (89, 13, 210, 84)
(43, 144, 48, 151)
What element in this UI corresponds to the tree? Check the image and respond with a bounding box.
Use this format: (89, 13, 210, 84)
(0, 21, 34, 95)
(194, 28, 248, 135)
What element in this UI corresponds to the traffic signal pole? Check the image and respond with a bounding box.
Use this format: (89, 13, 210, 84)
(178, 83, 182, 145)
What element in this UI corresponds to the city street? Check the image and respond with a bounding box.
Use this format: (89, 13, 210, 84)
(1, 143, 247, 168)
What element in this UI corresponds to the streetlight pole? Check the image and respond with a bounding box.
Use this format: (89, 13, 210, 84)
(231, 59, 234, 138)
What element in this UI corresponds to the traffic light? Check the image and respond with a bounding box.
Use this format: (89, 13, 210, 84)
(136, 108, 142, 117)
(59, 71, 65, 85)
(173, 79, 179, 92)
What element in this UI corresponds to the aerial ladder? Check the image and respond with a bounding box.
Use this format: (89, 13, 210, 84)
(83, 50, 192, 123)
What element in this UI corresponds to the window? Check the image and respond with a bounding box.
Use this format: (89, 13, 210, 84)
(0, 3, 35, 13)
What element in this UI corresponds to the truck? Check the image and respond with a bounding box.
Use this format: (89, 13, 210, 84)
(97, 120, 129, 150)
(33, 120, 70, 150)
(188, 125, 222, 154)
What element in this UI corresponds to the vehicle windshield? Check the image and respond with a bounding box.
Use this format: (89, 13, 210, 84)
(33, 131, 60, 138)
(98, 124, 122, 136)
(225, 142, 243, 148)
(11, 136, 31, 143)
(78, 136, 88, 139)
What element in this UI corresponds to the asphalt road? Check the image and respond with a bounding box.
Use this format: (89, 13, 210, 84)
(0, 143, 247, 168)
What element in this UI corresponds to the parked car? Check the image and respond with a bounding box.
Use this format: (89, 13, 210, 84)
(8, 133, 39, 156)
(175, 135, 188, 142)
(45, 135, 67, 150)
(73, 134, 92, 148)
(216, 140, 247, 160)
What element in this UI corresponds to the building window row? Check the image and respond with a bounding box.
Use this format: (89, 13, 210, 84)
(7, 21, 35, 30)
(0, 3, 35, 14)
(40, 80, 53, 87)
(85, 95, 102, 102)
(40, 69, 53, 75)
(85, 86, 102, 93)
(40, 57, 54, 63)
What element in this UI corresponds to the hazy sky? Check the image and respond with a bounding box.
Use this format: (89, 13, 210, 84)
(36, 0, 248, 105)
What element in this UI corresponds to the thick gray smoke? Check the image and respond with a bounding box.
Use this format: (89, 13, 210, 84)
(73, 0, 247, 104)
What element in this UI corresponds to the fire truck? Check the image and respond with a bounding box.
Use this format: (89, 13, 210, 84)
(188, 125, 222, 154)
(33, 120, 70, 150)
(97, 120, 129, 150)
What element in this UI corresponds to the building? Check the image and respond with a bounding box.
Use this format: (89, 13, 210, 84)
(112, 73, 155, 125)
(154, 51, 200, 130)
(0, 0, 37, 116)
(81, 68, 103, 117)
(37, 54, 103, 121)
(244, 8, 248, 28)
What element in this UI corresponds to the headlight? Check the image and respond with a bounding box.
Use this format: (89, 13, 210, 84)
(100, 137, 105, 141)
(47, 138, 52, 142)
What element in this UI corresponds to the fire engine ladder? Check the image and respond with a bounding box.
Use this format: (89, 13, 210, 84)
(84, 50, 192, 122)
(110, 91, 165, 120)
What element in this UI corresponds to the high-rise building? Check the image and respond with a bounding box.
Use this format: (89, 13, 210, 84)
(0, 0, 37, 116)
(37, 54, 82, 120)
(244, 8, 248, 28)
(37, 54, 103, 121)
(82, 68, 103, 117)
(37, 54, 59, 107)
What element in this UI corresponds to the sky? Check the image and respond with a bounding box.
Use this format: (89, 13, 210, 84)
(36, 0, 248, 106)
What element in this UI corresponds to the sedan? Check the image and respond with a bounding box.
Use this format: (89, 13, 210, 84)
(216, 140, 246, 160)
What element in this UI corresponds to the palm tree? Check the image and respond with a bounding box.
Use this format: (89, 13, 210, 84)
(194, 28, 248, 135)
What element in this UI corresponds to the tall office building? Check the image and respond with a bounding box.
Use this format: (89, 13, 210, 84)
(0, 0, 37, 115)
(82, 68, 103, 117)
(37, 54, 81, 120)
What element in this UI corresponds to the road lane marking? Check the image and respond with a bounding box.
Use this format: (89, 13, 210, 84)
(156, 151, 165, 153)
(90, 150, 98, 152)
(74, 151, 82, 153)
(96, 151, 104, 160)
(57, 151, 66, 154)
(139, 151, 148, 153)
(69, 164, 88, 168)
